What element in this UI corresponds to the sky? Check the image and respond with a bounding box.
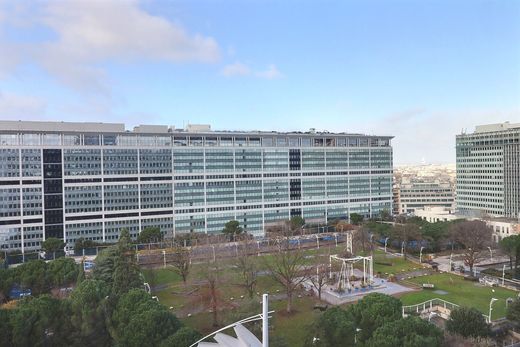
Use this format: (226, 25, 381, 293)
(0, 0, 519, 164)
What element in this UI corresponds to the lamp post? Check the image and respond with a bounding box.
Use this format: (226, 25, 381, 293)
(419, 246, 425, 263)
(489, 298, 498, 323)
(502, 264, 506, 286)
(384, 237, 389, 253)
(487, 247, 493, 262)
(162, 250, 166, 269)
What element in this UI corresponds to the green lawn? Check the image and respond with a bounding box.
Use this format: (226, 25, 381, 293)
(400, 273, 517, 319)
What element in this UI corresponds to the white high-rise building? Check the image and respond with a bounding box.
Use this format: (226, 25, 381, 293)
(456, 122, 520, 219)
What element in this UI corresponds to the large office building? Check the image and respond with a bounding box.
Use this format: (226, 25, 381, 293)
(0, 120, 393, 252)
(456, 122, 520, 219)
(395, 181, 454, 215)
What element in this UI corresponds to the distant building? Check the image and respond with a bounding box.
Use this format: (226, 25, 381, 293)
(0, 120, 393, 253)
(486, 218, 520, 243)
(396, 181, 454, 215)
(415, 206, 459, 223)
(456, 122, 520, 219)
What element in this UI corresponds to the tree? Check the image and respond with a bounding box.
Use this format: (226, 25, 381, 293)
(378, 209, 392, 222)
(41, 238, 65, 259)
(137, 227, 163, 244)
(290, 216, 305, 233)
(420, 222, 450, 252)
(391, 223, 421, 260)
(446, 306, 490, 338)
(93, 229, 141, 296)
(69, 279, 112, 346)
(0, 308, 13, 347)
(222, 220, 243, 240)
(235, 240, 258, 298)
(10, 295, 73, 347)
(47, 257, 79, 287)
(196, 260, 227, 327)
(112, 241, 142, 296)
(366, 316, 442, 347)
(507, 298, 520, 323)
(74, 237, 97, 253)
(17, 260, 50, 296)
(111, 289, 181, 347)
(170, 246, 191, 286)
(264, 240, 309, 313)
(349, 293, 402, 342)
(350, 213, 364, 225)
(160, 327, 201, 347)
(449, 221, 492, 274)
(499, 235, 520, 272)
(309, 255, 329, 301)
(304, 307, 355, 347)
(354, 226, 370, 253)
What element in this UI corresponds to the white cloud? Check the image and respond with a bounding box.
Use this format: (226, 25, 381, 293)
(221, 62, 251, 77)
(255, 64, 282, 79)
(0, 91, 47, 119)
(357, 108, 520, 165)
(0, 0, 220, 92)
(220, 62, 282, 79)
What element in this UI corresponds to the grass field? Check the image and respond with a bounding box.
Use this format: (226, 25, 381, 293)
(140, 245, 425, 345)
(400, 273, 517, 319)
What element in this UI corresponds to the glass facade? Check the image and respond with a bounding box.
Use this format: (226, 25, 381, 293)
(0, 122, 393, 251)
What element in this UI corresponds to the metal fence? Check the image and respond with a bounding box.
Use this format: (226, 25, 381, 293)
(136, 232, 348, 266)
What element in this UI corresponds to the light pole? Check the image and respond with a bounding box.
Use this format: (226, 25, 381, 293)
(419, 246, 425, 263)
(489, 298, 498, 323)
(354, 328, 362, 344)
(162, 250, 166, 268)
(384, 237, 389, 253)
(502, 264, 506, 286)
(487, 247, 493, 262)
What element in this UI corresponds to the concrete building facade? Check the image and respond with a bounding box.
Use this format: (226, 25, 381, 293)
(456, 122, 520, 219)
(396, 181, 454, 215)
(0, 120, 393, 252)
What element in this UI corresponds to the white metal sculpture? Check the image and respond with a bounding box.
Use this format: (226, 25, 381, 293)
(329, 255, 374, 292)
(190, 294, 272, 347)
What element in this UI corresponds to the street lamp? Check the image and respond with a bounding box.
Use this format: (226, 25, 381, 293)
(487, 247, 493, 262)
(354, 328, 362, 344)
(489, 298, 498, 323)
(502, 264, 506, 286)
(162, 250, 166, 269)
(384, 237, 389, 253)
(419, 246, 425, 263)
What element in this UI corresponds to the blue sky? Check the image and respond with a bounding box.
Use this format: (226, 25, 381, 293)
(0, 0, 519, 164)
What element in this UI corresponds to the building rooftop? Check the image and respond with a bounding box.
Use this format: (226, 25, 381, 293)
(0, 120, 393, 138)
(468, 121, 520, 134)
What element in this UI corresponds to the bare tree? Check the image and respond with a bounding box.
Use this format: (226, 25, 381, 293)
(236, 239, 258, 299)
(391, 223, 421, 260)
(196, 260, 226, 327)
(309, 254, 329, 301)
(335, 220, 355, 233)
(354, 226, 370, 253)
(449, 220, 492, 274)
(170, 246, 191, 286)
(264, 239, 309, 313)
